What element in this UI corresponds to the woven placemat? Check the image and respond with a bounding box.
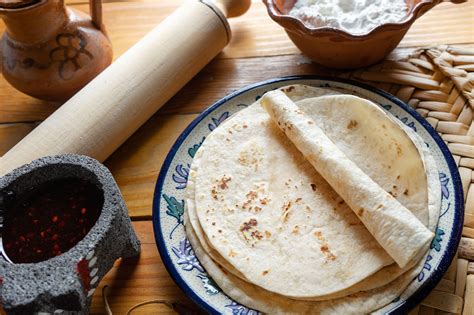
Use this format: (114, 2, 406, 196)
(342, 45, 474, 315)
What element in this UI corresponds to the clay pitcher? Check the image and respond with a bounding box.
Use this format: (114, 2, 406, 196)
(0, 0, 113, 101)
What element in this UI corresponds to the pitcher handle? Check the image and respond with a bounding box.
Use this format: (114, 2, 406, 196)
(89, 0, 103, 31)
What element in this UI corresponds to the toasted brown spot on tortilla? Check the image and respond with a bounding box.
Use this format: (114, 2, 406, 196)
(260, 198, 268, 205)
(314, 231, 323, 240)
(251, 230, 264, 240)
(403, 189, 409, 196)
(243, 124, 248, 128)
(240, 218, 258, 232)
(320, 245, 337, 261)
(246, 191, 258, 200)
(308, 120, 314, 125)
(357, 208, 364, 217)
(219, 175, 231, 189)
(295, 197, 302, 203)
(292, 225, 299, 235)
(212, 222, 216, 226)
(211, 189, 218, 199)
(218, 229, 222, 233)
(253, 206, 262, 212)
(310, 183, 317, 191)
(281, 201, 292, 223)
(262, 270, 269, 276)
(282, 201, 292, 212)
(396, 144, 402, 156)
(376, 204, 383, 210)
(284, 86, 295, 92)
(265, 231, 271, 239)
(397, 175, 400, 180)
(338, 200, 345, 205)
(347, 120, 358, 129)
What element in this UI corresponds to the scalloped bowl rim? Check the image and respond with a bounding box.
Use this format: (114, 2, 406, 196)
(263, 0, 439, 39)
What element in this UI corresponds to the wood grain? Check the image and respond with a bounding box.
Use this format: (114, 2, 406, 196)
(105, 114, 198, 218)
(1, 1, 474, 313)
(89, 221, 200, 315)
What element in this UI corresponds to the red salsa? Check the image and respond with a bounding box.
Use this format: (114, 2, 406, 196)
(2, 178, 103, 263)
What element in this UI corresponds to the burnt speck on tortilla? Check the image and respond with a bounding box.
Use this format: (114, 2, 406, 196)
(211, 188, 218, 199)
(284, 86, 295, 93)
(338, 200, 344, 205)
(308, 120, 314, 125)
(260, 198, 268, 205)
(262, 270, 269, 276)
(403, 189, 409, 196)
(376, 204, 384, 210)
(212, 222, 216, 226)
(218, 229, 222, 233)
(310, 183, 317, 191)
(295, 197, 302, 203)
(347, 120, 358, 129)
(397, 175, 401, 180)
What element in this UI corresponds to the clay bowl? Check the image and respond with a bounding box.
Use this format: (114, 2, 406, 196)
(263, 0, 464, 69)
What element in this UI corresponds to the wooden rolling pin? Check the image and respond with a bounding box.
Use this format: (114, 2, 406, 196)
(0, 0, 250, 176)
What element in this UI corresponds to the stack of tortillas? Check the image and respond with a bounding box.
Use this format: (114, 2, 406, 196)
(184, 85, 441, 314)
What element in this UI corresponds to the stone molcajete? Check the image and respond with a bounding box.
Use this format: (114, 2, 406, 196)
(0, 155, 140, 313)
(0, 0, 113, 101)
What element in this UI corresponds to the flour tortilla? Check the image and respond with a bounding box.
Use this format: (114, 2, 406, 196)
(185, 120, 439, 302)
(261, 90, 433, 268)
(190, 86, 435, 298)
(185, 212, 428, 314)
(186, 85, 439, 300)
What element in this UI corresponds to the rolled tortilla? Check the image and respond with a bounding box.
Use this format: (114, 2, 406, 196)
(260, 90, 433, 268)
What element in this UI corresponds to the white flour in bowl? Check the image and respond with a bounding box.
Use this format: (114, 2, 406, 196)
(289, 0, 409, 34)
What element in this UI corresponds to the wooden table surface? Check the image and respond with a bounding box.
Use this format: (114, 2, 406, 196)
(1, 0, 474, 313)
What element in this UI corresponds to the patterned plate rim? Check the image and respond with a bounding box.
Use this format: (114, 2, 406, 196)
(152, 75, 464, 314)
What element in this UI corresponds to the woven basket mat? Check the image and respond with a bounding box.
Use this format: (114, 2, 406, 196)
(339, 45, 474, 315)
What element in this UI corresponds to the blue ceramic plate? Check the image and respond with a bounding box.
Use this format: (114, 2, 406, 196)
(152, 76, 463, 314)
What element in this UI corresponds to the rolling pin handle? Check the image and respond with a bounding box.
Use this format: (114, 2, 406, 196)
(214, 0, 251, 18)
